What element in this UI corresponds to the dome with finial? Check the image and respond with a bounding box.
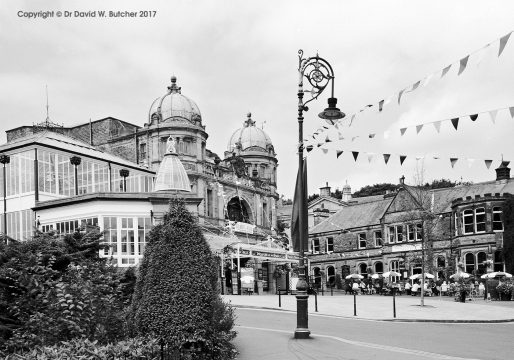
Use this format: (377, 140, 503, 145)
(148, 76, 202, 125)
(227, 112, 273, 152)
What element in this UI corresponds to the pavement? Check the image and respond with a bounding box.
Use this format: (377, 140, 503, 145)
(222, 291, 514, 322)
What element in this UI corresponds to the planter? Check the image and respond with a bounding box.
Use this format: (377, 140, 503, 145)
(500, 293, 511, 301)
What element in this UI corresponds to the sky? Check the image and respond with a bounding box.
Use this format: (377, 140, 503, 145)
(1, 0, 514, 199)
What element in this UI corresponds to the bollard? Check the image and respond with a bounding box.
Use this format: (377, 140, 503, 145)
(315, 290, 318, 312)
(278, 282, 281, 308)
(331, 284, 333, 296)
(353, 292, 357, 316)
(393, 287, 396, 318)
(321, 284, 324, 296)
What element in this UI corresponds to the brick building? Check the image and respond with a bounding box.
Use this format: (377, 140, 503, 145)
(308, 165, 511, 287)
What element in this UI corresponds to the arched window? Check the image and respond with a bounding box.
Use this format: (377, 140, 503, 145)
(374, 262, 383, 274)
(358, 263, 368, 278)
(437, 256, 446, 268)
(464, 253, 475, 274)
(326, 266, 335, 286)
(227, 197, 251, 223)
(476, 252, 487, 275)
(312, 267, 322, 287)
(494, 251, 504, 272)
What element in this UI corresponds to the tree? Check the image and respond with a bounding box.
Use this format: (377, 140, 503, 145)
(131, 200, 236, 357)
(353, 183, 398, 198)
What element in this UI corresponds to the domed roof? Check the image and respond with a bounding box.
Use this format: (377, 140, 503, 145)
(149, 76, 202, 124)
(227, 113, 272, 152)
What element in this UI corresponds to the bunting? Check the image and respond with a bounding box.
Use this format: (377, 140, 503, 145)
(400, 128, 407, 136)
(352, 151, 359, 161)
(433, 121, 441, 133)
(416, 124, 423, 134)
(485, 160, 493, 169)
(400, 155, 407, 165)
(470, 114, 478, 121)
(510, 107, 514, 119)
(336, 150, 344, 158)
(383, 154, 390, 164)
(451, 118, 459, 130)
(489, 110, 498, 124)
(450, 158, 458, 168)
(306, 30, 513, 137)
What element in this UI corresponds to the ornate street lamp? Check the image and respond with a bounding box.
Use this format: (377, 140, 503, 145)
(0, 154, 10, 241)
(294, 50, 345, 339)
(69, 156, 82, 196)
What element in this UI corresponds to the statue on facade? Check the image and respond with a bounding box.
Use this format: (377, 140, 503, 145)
(230, 153, 247, 178)
(166, 136, 176, 153)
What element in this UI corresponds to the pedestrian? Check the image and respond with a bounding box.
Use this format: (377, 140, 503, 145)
(405, 281, 411, 295)
(441, 281, 448, 296)
(352, 281, 360, 295)
(478, 282, 485, 297)
(411, 281, 419, 296)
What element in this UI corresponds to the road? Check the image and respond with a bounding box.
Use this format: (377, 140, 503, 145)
(233, 308, 514, 360)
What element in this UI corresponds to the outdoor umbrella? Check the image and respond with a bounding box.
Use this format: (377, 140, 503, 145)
(383, 271, 401, 278)
(450, 272, 471, 279)
(486, 271, 512, 278)
(409, 273, 435, 280)
(345, 273, 364, 280)
(371, 273, 382, 279)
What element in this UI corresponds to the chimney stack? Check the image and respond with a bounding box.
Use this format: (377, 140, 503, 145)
(320, 182, 331, 197)
(495, 161, 511, 181)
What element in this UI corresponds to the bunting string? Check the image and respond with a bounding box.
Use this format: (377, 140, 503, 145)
(306, 30, 513, 139)
(304, 105, 514, 148)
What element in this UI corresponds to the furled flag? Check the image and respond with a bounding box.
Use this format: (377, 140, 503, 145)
(383, 154, 391, 164)
(510, 107, 514, 119)
(450, 158, 458, 168)
(441, 64, 452, 78)
(470, 114, 479, 121)
(458, 55, 469, 76)
(352, 151, 359, 161)
(336, 150, 344, 159)
(484, 160, 493, 169)
(451, 118, 459, 130)
(489, 110, 498, 124)
(291, 160, 308, 253)
(400, 128, 407, 136)
(416, 124, 423, 134)
(433, 121, 441, 133)
(400, 155, 407, 165)
(498, 32, 512, 57)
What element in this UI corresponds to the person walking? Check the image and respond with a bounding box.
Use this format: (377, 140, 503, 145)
(441, 281, 448, 296)
(405, 281, 412, 295)
(411, 281, 419, 296)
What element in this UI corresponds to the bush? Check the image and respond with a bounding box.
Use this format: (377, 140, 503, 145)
(131, 200, 236, 358)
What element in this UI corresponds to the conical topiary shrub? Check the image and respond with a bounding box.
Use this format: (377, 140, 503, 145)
(131, 200, 236, 356)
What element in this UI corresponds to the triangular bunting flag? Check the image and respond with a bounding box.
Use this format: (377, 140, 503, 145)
(467, 158, 475, 168)
(398, 89, 405, 104)
(451, 118, 459, 130)
(433, 156, 440, 160)
(422, 74, 433, 87)
(469, 114, 478, 121)
(510, 107, 514, 119)
(384, 131, 390, 139)
(441, 65, 452, 78)
(317, 143, 323, 148)
(322, 148, 329, 154)
(450, 158, 458, 168)
(433, 121, 441, 133)
(383, 154, 390, 164)
(352, 151, 359, 161)
(336, 150, 343, 158)
(416, 124, 423, 134)
(485, 160, 493, 169)
(369, 134, 375, 138)
(411, 80, 421, 91)
(367, 154, 374, 163)
(476, 44, 490, 67)
(400, 128, 407, 136)
(499, 32, 512, 57)
(379, 100, 384, 112)
(325, 135, 332, 142)
(306, 145, 314, 153)
(489, 110, 498, 124)
(399, 155, 407, 165)
(458, 55, 469, 75)
(415, 156, 424, 161)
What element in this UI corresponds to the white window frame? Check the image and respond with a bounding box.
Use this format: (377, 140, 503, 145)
(462, 209, 474, 234)
(474, 207, 486, 233)
(357, 233, 367, 249)
(388, 225, 403, 243)
(492, 206, 503, 232)
(312, 238, 320, 254)
(374, 230, 383, 247)
(326, 237, 334, 253)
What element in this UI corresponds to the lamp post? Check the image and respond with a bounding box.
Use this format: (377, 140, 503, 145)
(0, 154, 10, 241)
(295, 50, 345, 339)
(70, 156, 82, 196)
(119, 169, 130, 192)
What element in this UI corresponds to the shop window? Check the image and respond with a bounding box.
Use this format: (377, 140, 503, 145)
(475, 207, 486, 233)
(312, 238, 320, 254)
(462, 210, 474, 234)
(374, 230, 383, 247)
(494, 251, 504, 272)
(326, 266, 335, 286)
(358, 233, 367, 249)
(464, 253, 475, 274)
(326, 237, 334, 253)
(492, 207, 503, 231)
